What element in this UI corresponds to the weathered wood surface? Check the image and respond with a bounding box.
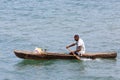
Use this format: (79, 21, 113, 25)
(14, 50, 117, 60)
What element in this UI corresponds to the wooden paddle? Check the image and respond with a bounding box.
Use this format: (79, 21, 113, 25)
(67, 48, 80, 60)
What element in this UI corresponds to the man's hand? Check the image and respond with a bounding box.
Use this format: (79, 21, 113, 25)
(66, 43, 76, 49)
(66, 46, 69, 49)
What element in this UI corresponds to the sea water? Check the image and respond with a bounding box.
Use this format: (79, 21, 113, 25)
(0, 0, 120, 80)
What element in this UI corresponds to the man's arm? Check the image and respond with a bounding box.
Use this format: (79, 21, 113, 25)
(66, 43, 76, 49)
(75, 46, 82, 52)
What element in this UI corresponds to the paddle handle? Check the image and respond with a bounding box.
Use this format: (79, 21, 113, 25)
(67, 48, 80, 60)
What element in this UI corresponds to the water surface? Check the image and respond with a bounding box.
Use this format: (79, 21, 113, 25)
(0, 0, 120, 80)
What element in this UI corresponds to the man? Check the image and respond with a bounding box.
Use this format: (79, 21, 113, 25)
(66, 34, 85, 56)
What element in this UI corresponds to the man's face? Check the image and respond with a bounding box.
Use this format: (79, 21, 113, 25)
(74, 36, 79, 41)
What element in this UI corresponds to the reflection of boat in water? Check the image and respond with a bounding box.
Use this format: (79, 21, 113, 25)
(14, 50, 117, 60)
(16, 59, 55, 66)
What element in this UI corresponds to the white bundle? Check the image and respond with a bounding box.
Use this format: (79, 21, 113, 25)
(34, 47, 45, 54)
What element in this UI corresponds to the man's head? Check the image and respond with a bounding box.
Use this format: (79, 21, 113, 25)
(74, 34, 79, 41)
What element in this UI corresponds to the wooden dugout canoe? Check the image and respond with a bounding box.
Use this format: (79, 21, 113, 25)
(14, 50, 117, 60)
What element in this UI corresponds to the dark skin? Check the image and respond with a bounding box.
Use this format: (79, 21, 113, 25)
(66, 35, 82, 55)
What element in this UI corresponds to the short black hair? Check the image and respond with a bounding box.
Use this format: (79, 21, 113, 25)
(74, 34, 79, 38)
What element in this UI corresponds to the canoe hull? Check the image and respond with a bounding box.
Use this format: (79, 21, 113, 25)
(14, 50, 117, 60)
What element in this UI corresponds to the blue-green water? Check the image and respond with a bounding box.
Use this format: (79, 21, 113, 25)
(0, 0, 120, 80)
